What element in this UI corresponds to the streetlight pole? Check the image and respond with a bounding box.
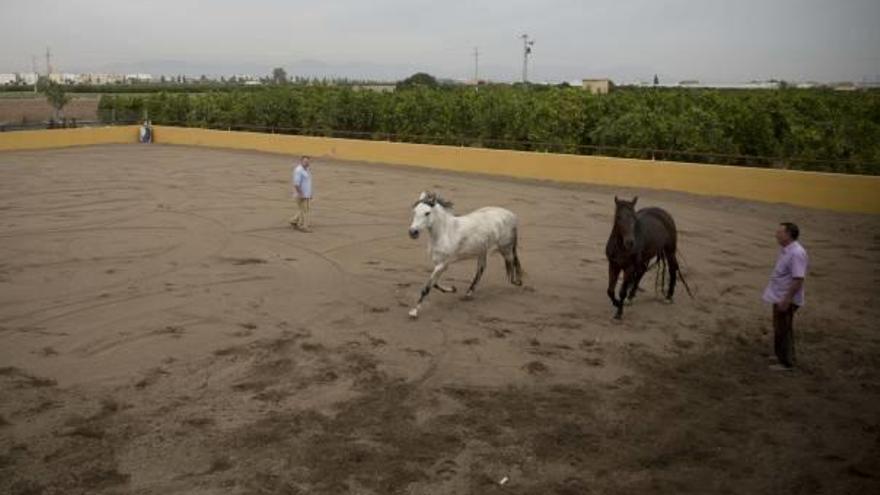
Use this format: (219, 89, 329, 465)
(473, 46, 479, 83)
(520, 34, 534, 83)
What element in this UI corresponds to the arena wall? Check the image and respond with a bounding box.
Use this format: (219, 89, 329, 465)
(0, 126, 139, 151)
(1, 125, 877, 214)
(152, 126, 880, 214)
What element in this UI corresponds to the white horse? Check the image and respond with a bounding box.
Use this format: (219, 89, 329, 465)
(407, 191, 523, 318)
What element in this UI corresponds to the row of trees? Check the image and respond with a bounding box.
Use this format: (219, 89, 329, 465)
(98, 85, 880, 174)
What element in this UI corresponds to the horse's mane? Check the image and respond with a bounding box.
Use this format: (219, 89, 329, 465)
(413, 191, 454, 209)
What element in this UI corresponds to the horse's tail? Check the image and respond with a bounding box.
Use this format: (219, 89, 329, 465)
(653, 255, 667, 295)
(675, 251, 695, 299)
(506, 227, 524, 285)
(653, 252, 694, 299)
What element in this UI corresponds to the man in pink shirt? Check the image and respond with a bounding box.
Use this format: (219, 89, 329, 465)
(762, 222, 808, 371)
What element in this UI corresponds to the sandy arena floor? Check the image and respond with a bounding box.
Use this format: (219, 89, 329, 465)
(1, 144, 878, 494)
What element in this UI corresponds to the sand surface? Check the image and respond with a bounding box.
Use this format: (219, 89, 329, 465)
(1, 144, 878, 494)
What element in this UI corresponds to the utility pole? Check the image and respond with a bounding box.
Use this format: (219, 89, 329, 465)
(520, 34, 534, 83)
(31, 55, 38, 93)
(45, 46, 52, 77)
(473, 46, 479, 83)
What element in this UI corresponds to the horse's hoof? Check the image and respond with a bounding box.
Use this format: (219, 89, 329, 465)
(408, 308, 419, 319)
(513, 280, 523, 286)
(463, 291, 474, 300)
(450, 286, 458, 293)
(613, 313, 623, 321)
(625, 299, 634, 306)
(663, 298, 674, 305)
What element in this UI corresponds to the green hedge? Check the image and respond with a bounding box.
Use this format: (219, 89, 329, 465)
(99, 86, 880, 175)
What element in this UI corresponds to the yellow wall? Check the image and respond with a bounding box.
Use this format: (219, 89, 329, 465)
(0, 126, 139, 151)
(1, 125, 876, 213)
(153, 126, 880, 214)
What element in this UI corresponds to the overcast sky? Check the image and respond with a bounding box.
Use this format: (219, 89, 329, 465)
(1, 0, 878, 82)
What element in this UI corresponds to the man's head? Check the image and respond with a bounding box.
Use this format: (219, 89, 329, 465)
(301, 156, 311, 168)
(775, 222, 799, 246)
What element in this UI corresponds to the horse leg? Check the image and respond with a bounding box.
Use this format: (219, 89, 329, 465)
(666, 253, 679, 302)
(607, 262, 622, 309)
(616, 267, 636, 319)
(627, 263, 648, 304)
(465, 253, 488, 299)
(410, 262, 449, 318)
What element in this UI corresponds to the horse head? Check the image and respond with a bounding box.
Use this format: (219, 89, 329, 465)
(613, 195, 638, 250)
(409, 191, 453, 239)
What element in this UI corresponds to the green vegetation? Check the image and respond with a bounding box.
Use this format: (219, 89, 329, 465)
(395, 72, 439, 90)
(97, 85, 880, 174)
(37, 79, 71, 120)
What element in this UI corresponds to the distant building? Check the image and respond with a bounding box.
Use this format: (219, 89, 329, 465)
(46, 73, 78, 84)
(18, 72, 38, 85)
(233, 74, 259, 82)
(832, 82, 857, 91)
(582, 78, 613, 94)
(125, 73, 153, 83)
(0, 73, 16, 85)
(674, 81, 781, 90)
(352, 84, 396, 93)
(83, 73, 125, 85)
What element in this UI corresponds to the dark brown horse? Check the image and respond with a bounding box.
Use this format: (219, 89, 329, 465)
(605, 196, 691, 319)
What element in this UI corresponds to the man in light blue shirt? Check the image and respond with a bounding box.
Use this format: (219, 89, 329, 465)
(763, 222, 808, 370)
(289, 156, 313, 232)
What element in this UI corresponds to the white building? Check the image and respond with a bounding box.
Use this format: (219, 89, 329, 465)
(0, 73, 16, 85)
(82, 73, 125, 85)
(125, 73, 153, 83)
(18, 72, 38, 85)
(582, 78, 613, 94)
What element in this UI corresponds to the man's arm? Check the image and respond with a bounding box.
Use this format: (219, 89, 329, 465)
(293, 168, 303, 196)
(780, 250, 808, 311)
(779, 278, 803, 311)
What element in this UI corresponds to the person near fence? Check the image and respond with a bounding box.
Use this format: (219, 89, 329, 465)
(289, 156, 313, 232)
(762, 222, 808, 371)
(139, 120, 153, 143)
